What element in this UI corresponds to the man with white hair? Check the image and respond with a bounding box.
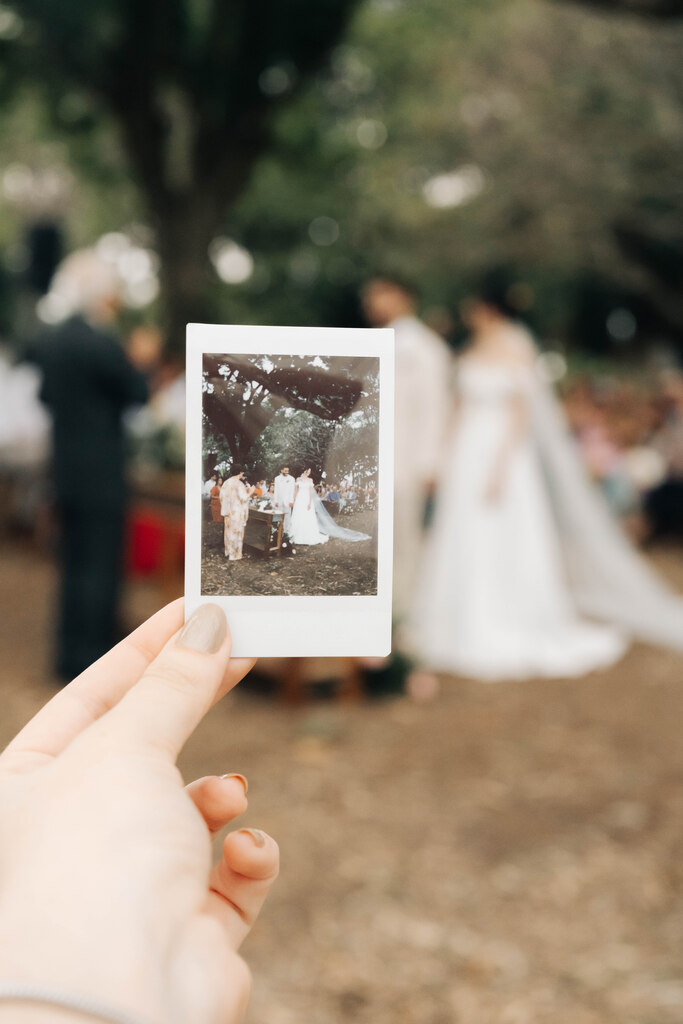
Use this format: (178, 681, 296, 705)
(25, 248, 155, 680)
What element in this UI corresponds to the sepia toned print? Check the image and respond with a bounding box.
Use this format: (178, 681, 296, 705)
(201, 353, 380, 597)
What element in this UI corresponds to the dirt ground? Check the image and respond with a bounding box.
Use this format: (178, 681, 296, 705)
(201, 509, 378, 596)
(2, 540, 683, 1024)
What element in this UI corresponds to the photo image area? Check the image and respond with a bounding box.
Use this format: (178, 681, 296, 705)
(201, 353, 380, 597)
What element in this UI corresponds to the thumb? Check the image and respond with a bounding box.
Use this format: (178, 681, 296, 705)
(95, 604, 248, 759)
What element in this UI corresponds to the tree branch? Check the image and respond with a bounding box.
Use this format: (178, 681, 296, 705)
(556, 0, 683, 18)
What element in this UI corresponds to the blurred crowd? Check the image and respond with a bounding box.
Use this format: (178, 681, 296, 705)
(562, 371, 683, 541)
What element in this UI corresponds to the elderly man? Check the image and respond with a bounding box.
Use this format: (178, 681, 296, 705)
(25, 248, 155, 680)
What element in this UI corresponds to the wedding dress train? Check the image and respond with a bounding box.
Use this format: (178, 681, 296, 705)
(314, 495, 371, 542)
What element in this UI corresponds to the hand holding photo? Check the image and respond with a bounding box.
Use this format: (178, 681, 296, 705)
(186, 325, 394, 657)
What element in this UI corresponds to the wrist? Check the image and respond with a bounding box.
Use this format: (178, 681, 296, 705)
(0, 984, 160, 1024)
(0, 1008, 82, 1023)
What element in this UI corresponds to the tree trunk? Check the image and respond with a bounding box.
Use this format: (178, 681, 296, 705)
(154, 193, 222, 354)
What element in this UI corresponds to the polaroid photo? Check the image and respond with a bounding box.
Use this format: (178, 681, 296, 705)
(185, 324, 394, 657)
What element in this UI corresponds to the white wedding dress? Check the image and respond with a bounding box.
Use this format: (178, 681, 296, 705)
(289, 477, 329, 546)
(412, 356, 628, 680)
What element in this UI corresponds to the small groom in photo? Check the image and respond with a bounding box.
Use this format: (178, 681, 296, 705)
(273, 463, 296, 535)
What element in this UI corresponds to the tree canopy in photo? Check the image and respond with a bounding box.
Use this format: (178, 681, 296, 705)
(203, 354, 379, 480)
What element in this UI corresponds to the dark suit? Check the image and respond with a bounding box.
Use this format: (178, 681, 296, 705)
(26, 315, 148, 679)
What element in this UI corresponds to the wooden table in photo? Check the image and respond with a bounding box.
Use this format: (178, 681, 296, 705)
(243, 507, 284, 559)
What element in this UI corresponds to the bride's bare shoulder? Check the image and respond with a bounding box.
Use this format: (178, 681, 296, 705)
(500, 325, 536, 366)
(459, 325, 536, 369)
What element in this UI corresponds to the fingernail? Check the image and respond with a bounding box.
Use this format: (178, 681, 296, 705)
(177, 604, 227, 654)
(240, 828, 266, 848)
(221, 773, 248, 794)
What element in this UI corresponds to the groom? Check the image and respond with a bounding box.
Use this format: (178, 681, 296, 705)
(273, 464, 295, 535)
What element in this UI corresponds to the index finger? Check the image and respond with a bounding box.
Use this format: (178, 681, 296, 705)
(1, 600, 185, 770)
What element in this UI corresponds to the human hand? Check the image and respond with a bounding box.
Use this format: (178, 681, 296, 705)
(424, 478, 438, 500)
(0, 601, 278, 1024)
(126, 325, 162, 371)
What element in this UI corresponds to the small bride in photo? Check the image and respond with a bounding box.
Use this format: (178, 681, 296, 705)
(289, 467, 329, 546)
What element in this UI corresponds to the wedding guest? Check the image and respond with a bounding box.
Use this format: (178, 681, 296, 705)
(23, 248, 154, 680)
(0, 600, 278, 1024)
(326, 484, 341, 515)
(644, 372, 683, 541)
(220, 465, 252, 561)
(203, 471, 218, 521)
(361, 273, 453, 631)
(273, 464, 296, 534)
(210, 475, 223, 523)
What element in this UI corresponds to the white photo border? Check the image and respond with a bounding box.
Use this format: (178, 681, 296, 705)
(185, 323, 394, 657)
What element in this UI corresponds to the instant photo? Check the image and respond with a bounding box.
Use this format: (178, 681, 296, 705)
(185, 325, 394, 657)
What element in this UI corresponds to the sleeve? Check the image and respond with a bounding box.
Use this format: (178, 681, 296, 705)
(419, 342, 454, 481)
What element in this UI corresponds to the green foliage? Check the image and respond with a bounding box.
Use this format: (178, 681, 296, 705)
(0, 0, 361, 347)
(249, 409, 337, 480)
(0, 0, 680, 349)
(223, 0, 683, 343)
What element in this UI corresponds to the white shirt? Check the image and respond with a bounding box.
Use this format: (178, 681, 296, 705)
(203, 478, 216, 497)
(273, 472, 296, 510)
(392, 315, 453, 489)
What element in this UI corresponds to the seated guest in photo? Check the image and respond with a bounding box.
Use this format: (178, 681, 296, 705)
(210, 476, 223, 522)
(220, 465, 252, 560)
(203, 472, 217, 499)
(203, 472, 218, 521)
(348, 487, 358, 507)
(325, 484, 341, 515)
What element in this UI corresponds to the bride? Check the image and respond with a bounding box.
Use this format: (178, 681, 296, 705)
(411, 281, 683, 681)
(289, 468, 329, 546)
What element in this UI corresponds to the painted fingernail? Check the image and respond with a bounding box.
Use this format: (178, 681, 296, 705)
(240, 828, 266, 847)
(177, 604, 227, 654)
(221, 773, 248, 794)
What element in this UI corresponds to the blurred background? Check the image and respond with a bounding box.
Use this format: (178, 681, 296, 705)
(1, 0, 683, 1021)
